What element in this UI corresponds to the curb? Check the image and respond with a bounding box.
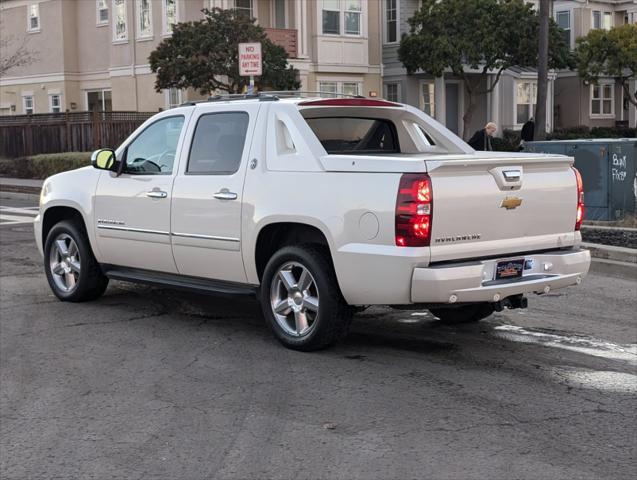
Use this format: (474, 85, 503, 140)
(581, 242, 637, 264)
(0, 185, 41, 195)
(590, 258, 637, 279)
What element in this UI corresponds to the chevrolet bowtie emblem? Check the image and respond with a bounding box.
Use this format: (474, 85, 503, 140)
(500, 196, 523, 210)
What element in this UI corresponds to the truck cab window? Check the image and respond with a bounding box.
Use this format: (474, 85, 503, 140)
(305, 117, 399, 154)
(125, 116, 184, 174)
(187, 112, 249, 175)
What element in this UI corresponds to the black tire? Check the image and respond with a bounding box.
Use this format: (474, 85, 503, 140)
(260, 244, 352, 351)
(44, 220, 108, 302)
(429, 303, 495, 324)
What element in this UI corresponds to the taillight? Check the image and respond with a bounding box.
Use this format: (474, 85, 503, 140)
(396, 173, 433, 247)
(573, 166, 584, 231)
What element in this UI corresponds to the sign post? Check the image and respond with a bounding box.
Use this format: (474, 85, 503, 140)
(238, 43, 262, 95)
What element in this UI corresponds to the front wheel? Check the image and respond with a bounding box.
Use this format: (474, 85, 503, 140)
(260, 245, 351, 351)
(429, 303, 495, 324)
(44, 220, 108, 302)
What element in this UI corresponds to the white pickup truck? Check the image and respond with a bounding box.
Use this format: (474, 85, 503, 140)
(35, 94, 590, 350)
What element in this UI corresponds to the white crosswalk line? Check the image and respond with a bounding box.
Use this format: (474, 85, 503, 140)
(0, 205, 38, 226)
(0, 206, 39, 216)
(0, 215, 36, 225)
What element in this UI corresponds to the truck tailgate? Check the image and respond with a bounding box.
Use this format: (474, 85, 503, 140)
(426, 155, 578, 263)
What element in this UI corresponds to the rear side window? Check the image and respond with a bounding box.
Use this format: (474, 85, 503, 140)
(305, 117, 399, 154)
(187, 112, 249, 174)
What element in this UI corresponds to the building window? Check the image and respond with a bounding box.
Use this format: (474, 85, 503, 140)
(23, 96, 34, 115)
(603, 12, 613, 30)
(385, 0, 397, 43)
(344, 0, 362, 35)
(322, 0, 340, 35)
(166, 88, 182, 109)
(274, 0, 286, 28)
(113, 0, 128, 42)
(592, 11, 601, 29)
(27, 4, 40, 32)
(591, 83, 614, 116)
(420, 81, 435, 117)
(319, 80, 361, 97)
(136, 0, 152, 38)
(319, 81, 338, 97)
(322, 0, 363, 36)
(516, 81, 537, 124)
(163, 0, 178, 35)
(97, 0, 109, 25)
(86, 89, 113, 111)
(342, 82, 360, 96)
(556, 11, 570, 48)
(384, 83, 400, 102)
(233, 0, 253, 18)
(49, 94, 61, 113)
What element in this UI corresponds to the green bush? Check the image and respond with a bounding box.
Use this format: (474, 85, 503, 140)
(492, 129, 521, 152)
(0, 152, 92, 179)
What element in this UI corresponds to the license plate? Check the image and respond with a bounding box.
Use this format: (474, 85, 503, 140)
(495, 258, 525, 280)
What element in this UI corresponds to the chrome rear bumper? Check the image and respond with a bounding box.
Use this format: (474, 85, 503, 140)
(411, 249, 591, 304)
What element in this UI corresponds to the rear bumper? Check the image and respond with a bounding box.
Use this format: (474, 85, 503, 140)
(411, 248, 591, 304)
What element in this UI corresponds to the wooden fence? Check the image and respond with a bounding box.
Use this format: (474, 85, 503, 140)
(0, 111, 155, 158)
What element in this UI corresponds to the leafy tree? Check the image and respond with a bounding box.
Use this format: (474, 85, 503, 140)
(149, 8, 300, 95)
(576, 23, 637, 109)
(398, 0, 572, 138)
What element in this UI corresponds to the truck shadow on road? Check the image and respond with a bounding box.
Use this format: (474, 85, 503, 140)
(106, 283, 497, 357)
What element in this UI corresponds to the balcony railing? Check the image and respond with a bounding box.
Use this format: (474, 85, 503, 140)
(264, 28, 298, 58)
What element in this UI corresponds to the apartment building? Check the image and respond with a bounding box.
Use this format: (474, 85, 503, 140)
(0, 0, 382, 115)
(553, 0, 637, 129)
(381, 0, 557, 138)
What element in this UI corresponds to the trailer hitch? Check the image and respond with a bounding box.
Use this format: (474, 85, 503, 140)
(494, 294, 528, 312)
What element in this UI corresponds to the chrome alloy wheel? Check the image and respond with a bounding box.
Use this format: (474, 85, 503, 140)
(49, 233, 81, 292)
(270, 261, 320, 337)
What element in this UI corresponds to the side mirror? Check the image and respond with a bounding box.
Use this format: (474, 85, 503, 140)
(91, 149, 116, 171)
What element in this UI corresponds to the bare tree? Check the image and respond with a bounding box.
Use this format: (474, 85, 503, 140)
(0, 21, 38, 76)
(534, 0, 550, 140)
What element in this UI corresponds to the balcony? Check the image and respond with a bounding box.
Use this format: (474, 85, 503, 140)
(264, 28, 298, 59)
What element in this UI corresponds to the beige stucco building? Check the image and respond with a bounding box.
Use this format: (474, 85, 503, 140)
(0, 0, 382, 115)
(552, 0, 637, 129)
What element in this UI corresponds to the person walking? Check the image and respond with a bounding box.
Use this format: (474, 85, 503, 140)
(521, 118, 535, 142)
(468, 122, 497, 151)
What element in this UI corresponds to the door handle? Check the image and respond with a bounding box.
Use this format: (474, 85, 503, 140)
(146, 190, 167, 198)
(503, 170, 521, 182)
(213, 190, 238, 200)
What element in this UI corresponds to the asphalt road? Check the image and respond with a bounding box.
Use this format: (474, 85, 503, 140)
(1, 192, 636, 480)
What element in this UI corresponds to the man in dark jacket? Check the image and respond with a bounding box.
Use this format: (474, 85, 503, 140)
(521, 118, 535, 142)
(468, 122, 497, 151)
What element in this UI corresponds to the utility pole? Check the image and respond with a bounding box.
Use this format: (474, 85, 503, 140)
(535, 0, 550, 140)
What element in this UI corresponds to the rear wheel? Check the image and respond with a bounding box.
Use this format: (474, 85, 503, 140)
(429, 303, 494, 324)
(44, 220, 108, 302)
(260, 245, 351, 351)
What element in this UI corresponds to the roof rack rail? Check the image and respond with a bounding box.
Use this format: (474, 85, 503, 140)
(178, 92, 280, 107)
(206, 93, 280, 102)
(177, 90, 368, 108)
(263, 91, 365, 99)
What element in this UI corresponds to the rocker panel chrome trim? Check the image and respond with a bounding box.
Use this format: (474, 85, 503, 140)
(97, 225, 170, 236)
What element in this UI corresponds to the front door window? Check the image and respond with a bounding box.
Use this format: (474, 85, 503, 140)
(125, 116, 185, 174)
